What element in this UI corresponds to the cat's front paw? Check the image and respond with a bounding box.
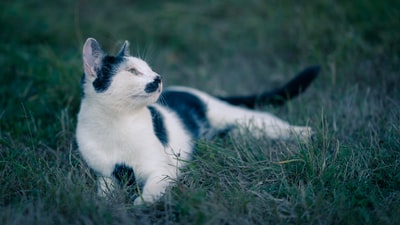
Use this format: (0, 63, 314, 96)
(133, 197, 145, 206)
(133, 195, 155, 206)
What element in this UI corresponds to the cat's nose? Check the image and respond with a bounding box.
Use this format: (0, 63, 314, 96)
(154, 76, 161, 84)
(144, 76, 162, 93)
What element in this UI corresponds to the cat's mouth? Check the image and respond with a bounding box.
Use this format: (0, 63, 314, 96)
(132, 83, 162, 99)
(157, 83, 163, 93)
(152, 84, 163, 97)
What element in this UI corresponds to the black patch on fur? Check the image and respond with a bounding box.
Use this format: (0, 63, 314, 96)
(145, 76, 161, 93)
(112, 163, 137, 187)
(148, 106, 169, 146)
(217, 65, 320, 108)
(80, 73, 86, 97)
(112, 163, 143, 199)
(92, 56, 125, 93)
(159, 90, 210, 139)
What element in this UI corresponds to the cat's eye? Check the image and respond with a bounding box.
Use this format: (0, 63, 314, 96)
(128, 68, 139, 75)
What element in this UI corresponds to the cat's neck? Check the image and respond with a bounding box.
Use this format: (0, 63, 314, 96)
(80, 97, 149, 120)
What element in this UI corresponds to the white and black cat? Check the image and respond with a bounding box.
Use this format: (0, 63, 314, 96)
(76, 38, 319, 205)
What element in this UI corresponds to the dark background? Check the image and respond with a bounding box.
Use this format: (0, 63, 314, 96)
(0, 0, 399, 224)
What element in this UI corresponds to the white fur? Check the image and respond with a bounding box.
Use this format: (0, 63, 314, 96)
(166, 86, 312, 141)
(76, 38, 312, 205)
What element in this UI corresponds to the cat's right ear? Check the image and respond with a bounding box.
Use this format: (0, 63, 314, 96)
(83, 38, 105, 78)
(117, 40, 130, 57)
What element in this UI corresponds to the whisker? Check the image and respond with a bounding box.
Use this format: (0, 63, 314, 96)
(157, 93, 167, 105)
(135, 40, 141, 58)
(143, 44, 155, 62)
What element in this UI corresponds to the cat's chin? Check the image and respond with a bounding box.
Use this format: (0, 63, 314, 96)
(150, 83, 163, 100)
(138, 85, 162, 104)
(135, 85, 162, 97)
(151, 90, 162, 102)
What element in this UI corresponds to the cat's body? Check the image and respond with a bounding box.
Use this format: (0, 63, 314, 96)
(76, 38, 319, 205)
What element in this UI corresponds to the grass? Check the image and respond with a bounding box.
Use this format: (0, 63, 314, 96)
(1, 0, 399, 224)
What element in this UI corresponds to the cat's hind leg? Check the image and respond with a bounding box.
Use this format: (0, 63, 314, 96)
(165, 87, 312, 141)
(199, 91, 312, 141)
(221, 106, 312, 142)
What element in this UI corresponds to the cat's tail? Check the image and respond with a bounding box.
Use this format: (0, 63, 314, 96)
(217, 65, 320, 108)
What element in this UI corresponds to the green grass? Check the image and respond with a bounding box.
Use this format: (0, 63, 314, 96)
(1, 0, 399, 224)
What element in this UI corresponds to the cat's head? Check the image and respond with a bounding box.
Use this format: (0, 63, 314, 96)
(81, 38, 162, 111)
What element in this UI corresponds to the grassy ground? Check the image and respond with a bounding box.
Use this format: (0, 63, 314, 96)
(1, 0, 399, 224)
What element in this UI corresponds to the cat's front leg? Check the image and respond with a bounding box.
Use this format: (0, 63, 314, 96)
(133, 174, 172, 205)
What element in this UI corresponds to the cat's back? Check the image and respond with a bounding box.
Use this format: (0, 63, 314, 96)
(158, 87, 213, 140)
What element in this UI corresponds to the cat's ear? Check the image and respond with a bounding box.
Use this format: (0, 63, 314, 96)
(117, 40, 130, 57)
(83, 38, 105, 78)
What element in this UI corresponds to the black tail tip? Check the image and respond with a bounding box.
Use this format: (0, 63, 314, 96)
(307, 65, 321, 72)
(300, 65, 321, 79)
(264, 64, 321, 106)
(289, 65, 320, 89)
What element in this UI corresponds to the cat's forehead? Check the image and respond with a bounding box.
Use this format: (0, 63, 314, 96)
(124, 56, 151, 71)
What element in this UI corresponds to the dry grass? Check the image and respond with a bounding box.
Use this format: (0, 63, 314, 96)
(1, 0, 399, 224)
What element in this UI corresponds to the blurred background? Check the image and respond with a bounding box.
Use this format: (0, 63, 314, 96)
(1, 0, 399, 140)
(0, 0, 399, 224)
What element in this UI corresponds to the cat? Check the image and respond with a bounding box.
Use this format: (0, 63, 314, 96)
(76, 38, 319, 205)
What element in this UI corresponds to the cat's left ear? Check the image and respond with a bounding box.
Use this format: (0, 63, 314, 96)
(117, 40, 130, 57)
(83, 38, 105, 78)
